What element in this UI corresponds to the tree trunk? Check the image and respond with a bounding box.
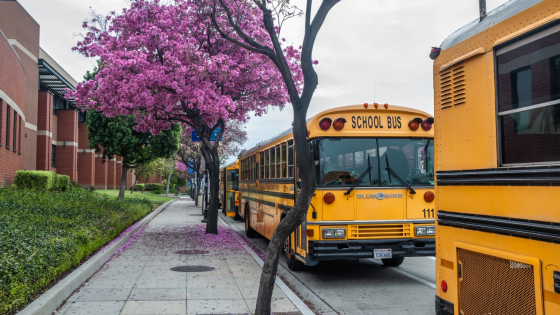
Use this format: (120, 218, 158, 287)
(165, 160, 173, 197)
(194, 170, 202, 206)
(200, 144, 220, 234)
(254, 105, 317, 315)
(117, 164, 129, 200)
(130, 177, 138, 195)
(142, 178, 148, 193)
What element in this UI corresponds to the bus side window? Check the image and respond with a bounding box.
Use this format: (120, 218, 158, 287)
(276, 145, 281, 179)
(288, 140, 294, 178)
(260, 152, 265, 179)
(282, 143, 287, 178)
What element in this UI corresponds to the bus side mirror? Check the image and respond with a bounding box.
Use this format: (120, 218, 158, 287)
(232, 185, 239, 191)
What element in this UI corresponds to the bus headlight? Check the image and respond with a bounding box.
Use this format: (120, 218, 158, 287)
(415, 226, 435, 236)
(322, 228, 346, 238)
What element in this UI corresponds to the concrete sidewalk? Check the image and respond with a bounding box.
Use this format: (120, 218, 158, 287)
(55, 199, 303, 315)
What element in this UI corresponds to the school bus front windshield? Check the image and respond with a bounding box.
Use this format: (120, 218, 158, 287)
(317, 138, 434, 187)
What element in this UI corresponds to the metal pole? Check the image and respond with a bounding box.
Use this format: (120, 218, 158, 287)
(479, 0, 486, 22)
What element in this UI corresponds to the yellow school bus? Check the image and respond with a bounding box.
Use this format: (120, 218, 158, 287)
(219, 160, 241, 219)
(238, 104, 436, 271)
(432, 1, 560, 314)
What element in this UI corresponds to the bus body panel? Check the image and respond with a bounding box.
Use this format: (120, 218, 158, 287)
(434, 1, 560, 313)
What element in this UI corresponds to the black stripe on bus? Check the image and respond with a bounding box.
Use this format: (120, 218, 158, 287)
(261, 200, 276, 207)
(437, 167, 560, 186)
(438, 210, 560, 244)
(239, 188, 295, 199)
(242, 196, 259, 203)
(278, 204, 292, 212)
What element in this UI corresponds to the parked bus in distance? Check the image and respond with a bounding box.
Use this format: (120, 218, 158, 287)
(432, 1, 560, 314)
(219, 160, 241, 219)
(238, 104, 436, 271)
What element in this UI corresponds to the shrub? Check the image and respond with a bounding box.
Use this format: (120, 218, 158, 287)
(55, 175, 70, 191)
(0, 187, 153, 314)
(86, 185, 96, 192)
(69, 181, 81, 188)
(144, 183, 165, 191)
(14, 171, 57, 191)
(130, 184, 144, 191)
(151, 189, 163, 194)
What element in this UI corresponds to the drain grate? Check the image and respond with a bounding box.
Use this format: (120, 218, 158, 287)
(170, 265, 214, 272)
(174, 249, 209, 255)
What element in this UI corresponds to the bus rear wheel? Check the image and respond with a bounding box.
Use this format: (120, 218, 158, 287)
(245, 205, 257, 238)
(381, 256, 404, 267)
(284, 235, 304, 271)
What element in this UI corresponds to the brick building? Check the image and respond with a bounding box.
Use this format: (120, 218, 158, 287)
(0, 0, 163, 188)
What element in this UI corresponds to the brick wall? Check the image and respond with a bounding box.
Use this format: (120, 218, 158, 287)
(0, 31, 26, 185)
(55, 110, 78, 181)
(36, 91, 52, 171)
(107, 158, 116, 190)
(95, 155, 107, 190)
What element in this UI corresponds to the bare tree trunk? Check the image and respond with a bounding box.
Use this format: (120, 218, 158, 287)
(142, 178, 148, 193)
(205, 147, 220, 234)
(165, 160, 174, 197)
(130, 176, 139, 195)
(194, 170, 202, 206)
(117, 164, 129, 200)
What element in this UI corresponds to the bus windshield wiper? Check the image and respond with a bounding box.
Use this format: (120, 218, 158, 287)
(345, 154, 372, 195)
(385, 154, 416, 194)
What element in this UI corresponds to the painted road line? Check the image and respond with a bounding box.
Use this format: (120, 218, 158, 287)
(218, 216, 315, 315)
(369, 258, 436, 289)
(427, 256, 436, 260)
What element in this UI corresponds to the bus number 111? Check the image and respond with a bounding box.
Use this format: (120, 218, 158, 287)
(423, 209, 434, 218)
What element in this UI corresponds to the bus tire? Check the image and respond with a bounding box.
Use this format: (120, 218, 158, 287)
(245, 205, 257, 238)
(381, 256, 404, 267)
(284, 235, 304, 271)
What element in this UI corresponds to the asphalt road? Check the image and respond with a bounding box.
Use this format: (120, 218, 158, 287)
(222, 214, 436, 315)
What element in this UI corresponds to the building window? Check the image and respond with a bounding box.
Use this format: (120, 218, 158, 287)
(13, 112, 17, 152)
(18, 116, 22, 154)
(53, 95, 65, 115)
(496, 24, 560, 165)
(51, 144, 56, 167)
(6, 105, 10, 150)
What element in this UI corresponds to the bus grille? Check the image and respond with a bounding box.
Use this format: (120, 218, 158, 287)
(458, 248, 537, 315)
(349, 224, 411, 239)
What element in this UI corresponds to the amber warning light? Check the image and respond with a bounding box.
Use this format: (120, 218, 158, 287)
(333, 118, 346, 131)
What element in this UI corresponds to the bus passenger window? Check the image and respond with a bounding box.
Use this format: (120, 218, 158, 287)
(496, 26, 560, 165)
(276, 145, 281, 179)
(260, 152, 265, 179)
(288, 140, 294, 178)
(282, 143, 287, 178)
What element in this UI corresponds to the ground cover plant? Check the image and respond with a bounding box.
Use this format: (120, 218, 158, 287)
(95, 189, 173, 207)
(0, 186, 153, 314)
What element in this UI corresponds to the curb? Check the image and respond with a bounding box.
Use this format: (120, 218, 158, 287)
(17, 199, 177, 315)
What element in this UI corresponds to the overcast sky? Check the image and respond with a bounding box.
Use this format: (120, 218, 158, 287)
(18, 0, 507, 163)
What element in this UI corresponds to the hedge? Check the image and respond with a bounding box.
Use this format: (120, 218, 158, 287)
(0, 186, 153, 314)
(14, 171, 69, 191)
(144, 183, 165, 191)
(131, 183, 144, 191)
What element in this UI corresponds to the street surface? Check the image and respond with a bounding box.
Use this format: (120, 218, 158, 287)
(223, 215, 436, 315)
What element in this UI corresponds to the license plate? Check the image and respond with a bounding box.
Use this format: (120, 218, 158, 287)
(374, 249, 392, 259)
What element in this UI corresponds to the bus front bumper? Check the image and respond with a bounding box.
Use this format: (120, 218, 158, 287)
(307, 238, 435, 260)
(435, 296, 454, 315)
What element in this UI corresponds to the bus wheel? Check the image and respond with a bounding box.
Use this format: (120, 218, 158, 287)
(381, 257, 404, 267)
(245, 206, 257, 238)
(284, 235, 304, 271)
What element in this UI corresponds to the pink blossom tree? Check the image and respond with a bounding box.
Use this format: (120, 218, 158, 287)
(204, 0, 341, 313)
(68, 0, 303, 234)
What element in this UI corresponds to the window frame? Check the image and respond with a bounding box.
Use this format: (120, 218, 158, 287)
(13, 111, 17, 152)
(6, 105, 10, 150)
(51, 144, 56, 168)
(495, 21, 560, 166)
